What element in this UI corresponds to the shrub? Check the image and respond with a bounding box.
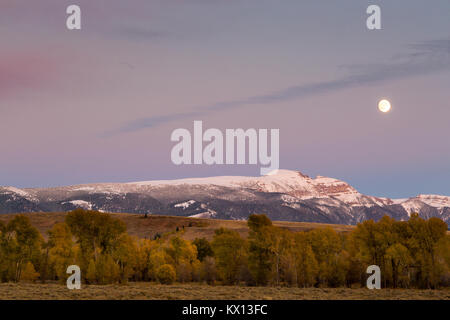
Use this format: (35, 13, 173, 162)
(21, 262, 40, 282)
(156, 264, 176, 284)
(200, 257, 217, 285)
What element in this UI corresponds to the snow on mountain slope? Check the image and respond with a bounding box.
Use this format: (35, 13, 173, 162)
(0, 186, 38, 202)
(393, 195, 450, 216)
(62, 200, 93, 210)
(414, 194, 450, 209)
(129, 169, 380, 206)
(129, 169, 392, 208)
(189, 209, 217, 219)
(174, 200, 196, 209)
(399, 199, 425, 216)
(2, 169, 446, 211)
(1, 169, 449, 225)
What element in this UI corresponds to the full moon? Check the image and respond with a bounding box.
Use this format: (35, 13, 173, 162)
(378, 99, 391, 113)
(378, 100, 391, 113)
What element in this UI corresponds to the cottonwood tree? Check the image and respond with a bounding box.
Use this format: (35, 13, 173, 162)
(1, 215, 42, 282)
(211, 228, 247, 284)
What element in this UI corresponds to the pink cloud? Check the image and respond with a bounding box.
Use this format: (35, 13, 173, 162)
(0, 53, 56, 97)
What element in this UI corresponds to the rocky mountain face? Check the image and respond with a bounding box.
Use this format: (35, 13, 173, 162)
(1, 170, 449, 226)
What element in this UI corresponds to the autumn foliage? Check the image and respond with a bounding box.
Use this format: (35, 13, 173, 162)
(0, 209, 448, 289)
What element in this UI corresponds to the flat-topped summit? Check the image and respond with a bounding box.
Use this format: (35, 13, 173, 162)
(1, 169, 449, 226)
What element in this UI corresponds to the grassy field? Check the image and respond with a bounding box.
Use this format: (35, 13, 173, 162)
(0, 282, 448, 300)
(0, 212, 355, 240)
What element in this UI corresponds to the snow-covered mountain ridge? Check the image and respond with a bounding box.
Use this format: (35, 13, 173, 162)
(1, 169, 449, 225)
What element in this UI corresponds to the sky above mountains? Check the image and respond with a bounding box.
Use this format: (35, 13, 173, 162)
(1, 0, 450, 198)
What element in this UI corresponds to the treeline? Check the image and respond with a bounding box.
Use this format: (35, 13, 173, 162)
(0, 209, 449, 289)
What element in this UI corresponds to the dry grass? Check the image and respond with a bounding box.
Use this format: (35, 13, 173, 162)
(0, 212, 355, 240)
(0, 282, 448, 300)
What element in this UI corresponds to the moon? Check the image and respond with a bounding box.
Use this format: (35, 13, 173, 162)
(378, 99, 391, 113)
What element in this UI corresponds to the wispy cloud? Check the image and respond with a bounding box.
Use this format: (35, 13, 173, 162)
(111, 38, 450, 135)
(101, 111, 204, 137)
(114, 25, 167, 41)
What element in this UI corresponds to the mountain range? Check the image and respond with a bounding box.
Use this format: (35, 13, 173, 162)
(1, 169, 449, 225)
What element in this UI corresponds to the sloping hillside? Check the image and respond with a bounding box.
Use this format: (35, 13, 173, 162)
(0, 212, 355, 240)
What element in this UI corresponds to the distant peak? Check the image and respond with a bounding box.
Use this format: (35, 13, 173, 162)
(264, 169, 310, 178)
(416, 194, 449, 198)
